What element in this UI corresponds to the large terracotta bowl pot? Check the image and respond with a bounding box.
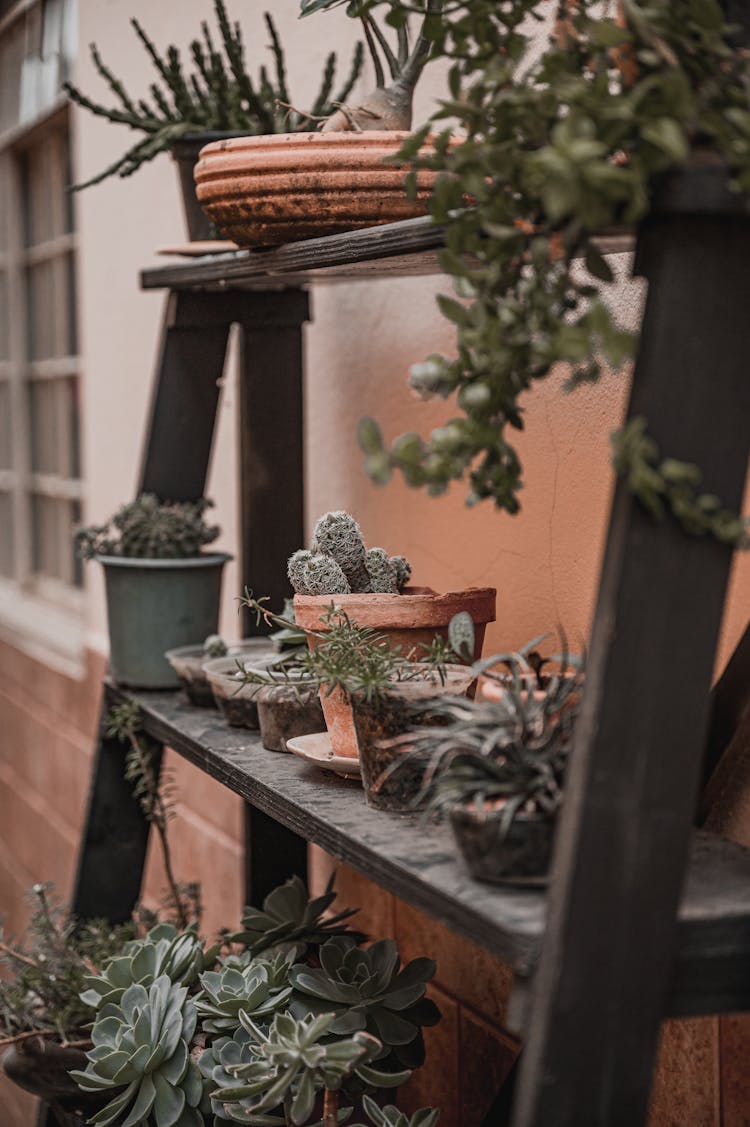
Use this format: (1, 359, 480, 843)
(194, 131, 442, 247)
(294, 586, 497, 662)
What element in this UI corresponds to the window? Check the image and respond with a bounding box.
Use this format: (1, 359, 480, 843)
(0, 0, 82, 662)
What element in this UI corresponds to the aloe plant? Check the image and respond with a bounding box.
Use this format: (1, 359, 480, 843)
(195, 958, 294, 1034)
(231, 875, 363, 960)
(217, 1011, 408, 1126)
(80, 922, 219, 1011)
(71, 975, 203, 1127)
(289, 937, 439, 1068)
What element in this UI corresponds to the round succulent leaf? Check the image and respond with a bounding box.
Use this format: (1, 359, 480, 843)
(121, 1073, 157, 1127)
(389, 958, 436, 993)
(364, 941, 401, 993)
(160, 1037, 189, 1086)
(354, 1062, 412, 1089)
(370, 1007, 419, 1046)
(90, 1080, 140, 1126)
(291, 1068, 316, 1124)
(380, 982, 429, 1011)
(91, 1015, 122, 1047)
(152, 1067, 187, 1127)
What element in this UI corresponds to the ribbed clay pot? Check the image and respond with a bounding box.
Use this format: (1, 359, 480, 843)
(194, 132, 444, 247)
(2, 1038, 102, 1122)
(294, 586, 496, 662)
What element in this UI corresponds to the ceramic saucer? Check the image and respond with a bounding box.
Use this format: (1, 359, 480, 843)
(287, 732, 361, 779)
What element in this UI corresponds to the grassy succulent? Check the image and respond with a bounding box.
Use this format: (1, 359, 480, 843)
(288, 512, 411, 596)
(64, 0, 364, 188)
(195, 959, 294, 1034)
(79, 922, 219, 1012)
(353, 1097, 439, 1127)
(230, 875, 364, 961)
(217, 1011, 407, 1126)
(0, 885, 134, 1046)
(71, 975, 203, 1127)
(289, 937, 439, 1069)
(76, 494, 220, 560)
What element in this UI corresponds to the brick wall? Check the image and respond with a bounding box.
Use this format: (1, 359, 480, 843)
(1, 637, 748, 1125)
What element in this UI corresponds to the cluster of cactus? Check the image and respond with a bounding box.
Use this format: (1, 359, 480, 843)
(79, 922, 219, 1009)
(64, 0, 364, 189)
(288, 513, 412, 597)
(70, 976, 204, 1127)
(75, 494, 220, 560)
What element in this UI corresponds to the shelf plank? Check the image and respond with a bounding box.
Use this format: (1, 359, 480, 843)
(113, 683, 750, 1020)
(140, 215, 632, 293)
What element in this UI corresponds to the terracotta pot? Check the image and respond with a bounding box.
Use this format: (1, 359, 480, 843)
(294, 586, 497, 662)
(194, 132, 444, 247)
(320, 664, 474, 762)
(449, 803, 555, 887)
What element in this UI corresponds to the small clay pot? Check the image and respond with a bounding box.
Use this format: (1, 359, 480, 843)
(194, 131, 445, 247)
(295, 585, 496, 663)
(449, 803, 555, 886)
(166, 638, 276, 707)
(257, 682, 325, 752)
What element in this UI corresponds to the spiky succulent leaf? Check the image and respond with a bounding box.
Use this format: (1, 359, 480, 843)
(71, 975, 203, 1127)
(231, 875, 363, 959)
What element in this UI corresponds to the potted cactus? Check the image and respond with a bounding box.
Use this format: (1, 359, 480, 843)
(289, 511, 496, 659)
(194, 2, 449, 246)
(76, 494, 231, 689)
(395, 650, 585, 885)
(64, 0, 364, 240)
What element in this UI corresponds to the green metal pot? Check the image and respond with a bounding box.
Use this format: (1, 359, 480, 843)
(99, 553, 232, 689)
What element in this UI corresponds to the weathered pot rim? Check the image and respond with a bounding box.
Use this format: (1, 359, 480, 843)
(198, 130, 421, 159)
(96, 552, 232, 570)
(165, 638, 273, 661)
(295, 585, 496, 629)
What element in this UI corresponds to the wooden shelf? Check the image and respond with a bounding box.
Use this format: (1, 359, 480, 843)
(140, 215, 633, 293)
(111, 681, 750, 1022)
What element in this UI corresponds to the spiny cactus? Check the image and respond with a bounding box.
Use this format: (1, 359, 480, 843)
(364, 549, 399, 594)
(79, 922, 218, 1010)
(288, 549, 352, 597)
(204, 634, 228, 658)
(71, 975, 203, 1127)
(288, 512, 411, 597)
(75, 494, 220, 560)
(312, 512, 371, 593)
(195, 959, 293, 1034)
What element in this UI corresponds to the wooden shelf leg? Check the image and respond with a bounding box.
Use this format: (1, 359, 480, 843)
(71, 686, 162, 923)
(510, 210, 750, 1126)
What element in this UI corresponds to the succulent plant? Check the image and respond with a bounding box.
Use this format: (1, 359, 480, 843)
(195, 959, 294, 1034)
(217, 1011, 408, 1126)
(289, 937, 439, 1067)
(75, 494, 220, 560)
(80, 923, 219, 1011)
(231, 876, 363, 961)
(353, 1097, 439, 1127)
(288, 512, 411, 597)
(64, 1, 364, 189)
(204, 634, 229, 658)
(71, 975, 203, 1127)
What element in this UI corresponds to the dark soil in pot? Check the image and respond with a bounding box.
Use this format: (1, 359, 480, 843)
(449, 802, 555, 887)
(257, 683, 325, 751)
(353, 694, 429, 813)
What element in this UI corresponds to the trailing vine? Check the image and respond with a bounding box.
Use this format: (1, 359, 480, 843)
(355, 0, 750, 545)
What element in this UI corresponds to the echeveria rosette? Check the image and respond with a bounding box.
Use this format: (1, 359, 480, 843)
(289, 937, 439, 1070)
(71, 974, 203, 1127)
(195, 959, 294, 1035)
(231, 875, 364, 960)
(216, 1011, 407, 1126)
(80, 922, 219, 1011)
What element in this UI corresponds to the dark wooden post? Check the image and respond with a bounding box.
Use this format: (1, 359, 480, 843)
(511, 172, 750, 1126)
(236, 289, 310, 903)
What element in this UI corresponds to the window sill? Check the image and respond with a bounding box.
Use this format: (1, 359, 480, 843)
(0, 578, 85, 677)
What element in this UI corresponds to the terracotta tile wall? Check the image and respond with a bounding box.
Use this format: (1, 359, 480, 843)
(0, 637, 747, 1125)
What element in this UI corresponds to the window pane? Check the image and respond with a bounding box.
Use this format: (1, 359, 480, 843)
(0, 381, 11, 469)
(0, 271, 8, 360)
(26, 259, 55, 359)
(21, 144, 55, 247)
(28, 379, 58, 473)
(31, 494, 82, 586)
(61, 376, 80, 478)
(0, 492, 13, 578)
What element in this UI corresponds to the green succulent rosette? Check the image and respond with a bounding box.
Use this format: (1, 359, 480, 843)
(195, 958, 294, 1035)
(231, 876, 363, 960)
(71, 974, 203, 1127)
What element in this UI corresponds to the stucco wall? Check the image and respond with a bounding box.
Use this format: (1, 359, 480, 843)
(1, 0, 749, 1122)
